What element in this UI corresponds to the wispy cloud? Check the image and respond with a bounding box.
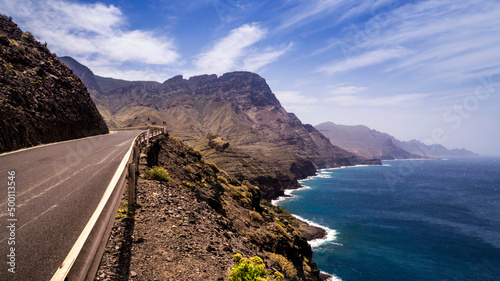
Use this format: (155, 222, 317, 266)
(188, 23, 291, 76)
(274, 91, 319, 104)
(278, 0, 396, 31)
(379, 1, 500, 80)
(324, 85, 428, 107)
(278, 0, 343, 30)
(0, 0, 180, 76)
(317, 47, 406, 75)
(329, 85, 368, 95)
(326, 93, 427, 107)
(274, 90, 319, 113)
(242, 43, 294, 72)
(315, 0, 500, 81)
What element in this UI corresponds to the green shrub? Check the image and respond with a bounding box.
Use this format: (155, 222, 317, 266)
(168, 135, 184, 147)
(269, 253, 298, 279)
(207, 162, 220, 173)
(251, 211, 264, 223)
(115, 205, 127, 219)
(218, 175, 228, 184)
(274, 271, 284, 281)
(144, 166, 171, 182)
(229, 254, 284, 281)
(229, 255, 269, 281)
(273, 222, 290, 239)
(191, 148, 203, 160)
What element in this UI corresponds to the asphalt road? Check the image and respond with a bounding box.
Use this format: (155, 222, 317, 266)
(0, 130, 143, 281)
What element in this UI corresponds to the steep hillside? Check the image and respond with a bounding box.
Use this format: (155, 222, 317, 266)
(0, 15, 108, 153)
(96, 134, 327, 280)
(315, 122, 424, 160)
(62, 58, 380, 199)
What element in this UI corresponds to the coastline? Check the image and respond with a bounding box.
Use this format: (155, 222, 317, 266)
(295, 216, 338, 281)
(271, 169, 344, 281)
(271, 168, 342, 246)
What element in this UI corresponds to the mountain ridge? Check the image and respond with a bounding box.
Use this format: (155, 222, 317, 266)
(316, 121, 477, 159)
(61, 57, 381, 199)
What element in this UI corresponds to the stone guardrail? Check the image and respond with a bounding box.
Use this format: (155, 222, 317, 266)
(51, 126, 165, 281)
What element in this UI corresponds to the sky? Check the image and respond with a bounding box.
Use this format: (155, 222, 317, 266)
(1, 0, 500, 155)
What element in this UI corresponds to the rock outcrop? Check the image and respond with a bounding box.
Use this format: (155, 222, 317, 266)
(0, 15, 108, 153)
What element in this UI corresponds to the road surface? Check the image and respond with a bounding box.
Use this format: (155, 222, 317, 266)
(0, 130, 142, 281)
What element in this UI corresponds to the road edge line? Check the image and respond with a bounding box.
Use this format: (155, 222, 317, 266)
(49, 134, 137, 281)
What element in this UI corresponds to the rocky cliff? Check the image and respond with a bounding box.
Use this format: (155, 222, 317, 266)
(0, 15, 108, 153)
(61, 58, 380, 199)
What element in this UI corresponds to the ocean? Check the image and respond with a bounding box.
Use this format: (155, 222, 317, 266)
(273, 157, 500, 281)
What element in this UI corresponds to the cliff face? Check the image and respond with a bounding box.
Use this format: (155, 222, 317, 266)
(97, 134, 325, 280)
(0, 16, 108, 153)
(62, 59, 380, 199)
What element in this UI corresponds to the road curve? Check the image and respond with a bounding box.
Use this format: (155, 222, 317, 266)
(0, 130, 143, 281)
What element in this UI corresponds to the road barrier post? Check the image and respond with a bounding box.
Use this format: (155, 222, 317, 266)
(128, 164, 136, 210)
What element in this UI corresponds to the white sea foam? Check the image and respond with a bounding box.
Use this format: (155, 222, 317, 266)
(271, 184, 312, 205)
(321, 272, 343, 281)
(291, 214, 339, 248)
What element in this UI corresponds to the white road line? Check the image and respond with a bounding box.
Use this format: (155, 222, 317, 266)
(50, 134, 137, 281)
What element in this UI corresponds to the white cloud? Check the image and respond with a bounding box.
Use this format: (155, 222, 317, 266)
(99, 30, 178, 65)
(274, 91, 319, 104)
(318, 47, 406, 75)
(242, 43, 293, 72)
(89, 64, 173, 82)
(0, 0, 180, 73)
(326, 93, 427, 107)
(192, 23, 266, 75)
(45, 0, 123, 34)
(329, 85, 368, 95)
(274, 91, 320, 113)
(188, 23, 290, 76)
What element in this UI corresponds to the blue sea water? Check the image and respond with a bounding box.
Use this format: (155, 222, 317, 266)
(274, 157, 500, 281)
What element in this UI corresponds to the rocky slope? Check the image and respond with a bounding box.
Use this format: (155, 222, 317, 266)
(0, 15, 108, 153)
(61, 58, 380, 199)
(96, 134, 327, 280)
